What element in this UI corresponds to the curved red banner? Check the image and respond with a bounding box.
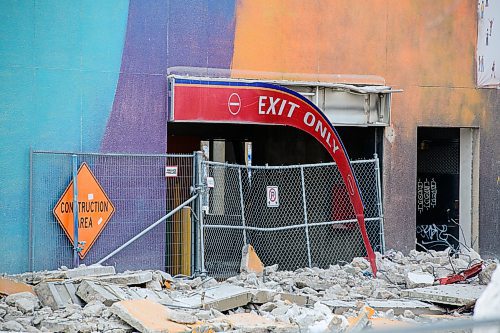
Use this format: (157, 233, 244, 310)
(170, 77, 377, 275)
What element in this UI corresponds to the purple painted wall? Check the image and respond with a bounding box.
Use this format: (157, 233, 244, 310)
(97, 0, 236, 271)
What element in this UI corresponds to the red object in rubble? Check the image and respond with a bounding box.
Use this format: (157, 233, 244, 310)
(438, 262, 483, 285)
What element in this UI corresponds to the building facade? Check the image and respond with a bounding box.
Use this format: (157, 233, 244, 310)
(0, 0, 498, 273)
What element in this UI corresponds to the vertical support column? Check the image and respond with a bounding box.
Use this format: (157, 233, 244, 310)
(374, 154, 385, 254)
(300, 166, 312, 268)
(459, 129, 472, 249)
(238, 168, 247, 245)
(72, 154, 79, 268)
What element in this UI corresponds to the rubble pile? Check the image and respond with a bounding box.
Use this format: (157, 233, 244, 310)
(0, 248, 496, 332)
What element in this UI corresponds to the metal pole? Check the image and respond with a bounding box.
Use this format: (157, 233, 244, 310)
(72, 154, 79, 268)
(29, 148, 33, 271)
(374, 153, 386, 254)
(238, 168, 248, 245)
(97, 194, 199, 265)
(191, 153, 197, 275)
(197, 152, 206, 274)
(300, 167, 312, 268)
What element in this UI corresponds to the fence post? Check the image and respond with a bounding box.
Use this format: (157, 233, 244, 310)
(374, 153, 385, 254)
(300, 166, 312, 268)
(191, 153, 198, 276)
(72, 154, 79, 268)
(195, 151, 206, 275)
(238, 167, 248, 245)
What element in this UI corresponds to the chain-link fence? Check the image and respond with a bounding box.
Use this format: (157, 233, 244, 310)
(201, 157, 384, 279)
(30, 151, 196, 274)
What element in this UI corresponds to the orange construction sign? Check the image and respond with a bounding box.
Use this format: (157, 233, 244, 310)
(53, 163, 115, 259)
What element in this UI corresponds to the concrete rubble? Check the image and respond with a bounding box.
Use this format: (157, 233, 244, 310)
(0, 249, 497, 332)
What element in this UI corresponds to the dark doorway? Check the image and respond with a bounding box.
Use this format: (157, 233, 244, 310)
(167, 122, 382, 164)
(416, 127, 460, 252)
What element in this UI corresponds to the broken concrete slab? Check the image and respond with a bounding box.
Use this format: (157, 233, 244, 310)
(405, 271, 435, 289)
(34, 281, 84, 310)
(77, 280, 122, 306)
(171, 284, 253, 311)
(250, 289, 312, 306)
(111, 299, 191, 333)
(96, 271, 153, 286)
(76, 280, 172, 307)
(63, 264, 115, 279)
(241, 244, 264, 275)
(5, 292, 40, 313)
(211, 313, 299, 332)
(0, 277, 36, 296)
(479, 262, 497, 285)
(401, 284, 486, 306)
(321, 299, 445, 316)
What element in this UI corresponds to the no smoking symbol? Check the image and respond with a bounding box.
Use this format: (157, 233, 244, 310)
(228, 93, 241, 115)
(266, 186, 279, 207)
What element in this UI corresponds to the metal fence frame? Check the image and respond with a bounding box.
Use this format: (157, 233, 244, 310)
(30, 150, 384, 278)
(200, 155, 385, 278)
(29, 150, 199, 274)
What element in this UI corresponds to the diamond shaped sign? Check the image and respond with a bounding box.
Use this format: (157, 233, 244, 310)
(53, 162, 115, 259)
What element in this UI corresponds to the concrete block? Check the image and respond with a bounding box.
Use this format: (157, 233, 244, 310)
(0, 277, 36, 296)
(5, 292, 40, 314)
(76, 280, 122, 306)
(294, 278, 331, 291)
(405, 271, 435, 289)
(40, 319, 81, 333)
(479, 263, 497, 285)
(97, 271, 153, 286)
(250, 289, 311, 306)
(63, 264, 115, 279)
(76, 280, 172, 307)
(240, 244, 264, 275)
(401, 284, 486, 306)
(1, 320, 25, 332)
(35, 281, 84, 310)
(172, 284, 252, 311)
(111, 299, 190, 333)
(211, 313, 299, 333)
(322, 299, 445, 316)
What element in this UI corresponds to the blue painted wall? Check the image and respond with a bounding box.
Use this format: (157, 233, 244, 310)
(0, 1, 129, 273)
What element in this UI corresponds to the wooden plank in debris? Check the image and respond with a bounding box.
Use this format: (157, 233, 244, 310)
(0, 277, 36, 296)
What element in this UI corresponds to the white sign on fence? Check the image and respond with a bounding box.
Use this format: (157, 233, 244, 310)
(266, 186, 280, 207)
(165, 166, 178, 177)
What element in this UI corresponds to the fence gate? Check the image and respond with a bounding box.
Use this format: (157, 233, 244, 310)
(200, 156, 385, 279)
(30, 151, 197, 274)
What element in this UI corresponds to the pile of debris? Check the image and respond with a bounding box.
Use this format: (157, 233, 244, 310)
(0, 246, 497, 332)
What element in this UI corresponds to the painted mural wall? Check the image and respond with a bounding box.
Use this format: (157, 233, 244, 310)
(0, 1, 129, 273)
(1, 0, 498, 273)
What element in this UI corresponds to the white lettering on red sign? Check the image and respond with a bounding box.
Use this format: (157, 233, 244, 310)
(258, 95, 339, 155)
(258, 96, 299, 118)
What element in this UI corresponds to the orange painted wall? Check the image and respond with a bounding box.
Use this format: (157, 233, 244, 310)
(231, 0, 498, 252)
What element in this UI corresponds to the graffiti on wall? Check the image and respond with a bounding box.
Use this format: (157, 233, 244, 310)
(417, 178, 438, 214)
(477, 0, 500, 87)
(416, 224, 459, 252)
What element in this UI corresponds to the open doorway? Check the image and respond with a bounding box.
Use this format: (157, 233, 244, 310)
(416, 127, 479, 253)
